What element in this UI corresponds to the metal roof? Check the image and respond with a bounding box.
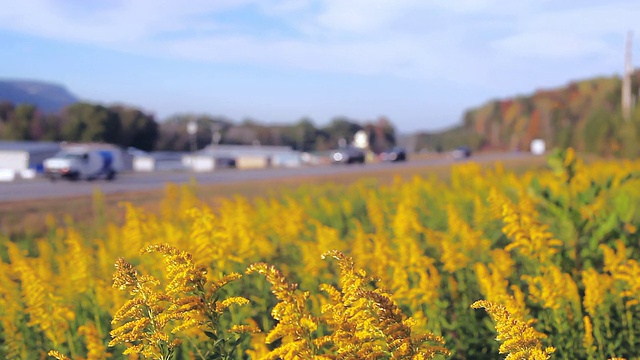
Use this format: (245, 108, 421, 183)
(0, 140, 61, 153)
(196, 144, 297, 158)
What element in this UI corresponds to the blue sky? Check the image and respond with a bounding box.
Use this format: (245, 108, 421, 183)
(1, 0, 639, 133)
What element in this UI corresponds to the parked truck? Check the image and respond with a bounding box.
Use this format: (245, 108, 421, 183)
(43, 146, 123, 181)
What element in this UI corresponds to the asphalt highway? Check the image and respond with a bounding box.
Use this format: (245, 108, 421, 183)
(0, 152, 536, 202)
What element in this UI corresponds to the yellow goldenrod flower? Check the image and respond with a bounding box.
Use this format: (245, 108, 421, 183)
(0, 261, 27, 360)
(246, 262, 317, 359)
(111, 245, 251, 359)
(474, 263, 531, 323)
(582, 268, 612, 317)
(229, 324, 261, 334)
(214, 296, 250, 313)
(440, 239, 470, 274)
(78, 322, 110, 360)
(321, 250, 450, 359)
(489, 188, 563, 264)
(140, 244, 207, 296)
(582, 315, 596, 357)
(522, 265, 581, 316)
(47, 350, 71, 360)
(392, 194, 422, 239)
(59, 228, 91, 296)
(7, 242, 74, 346)
(119, 203, 148, 259)
(365, 190, 389, 236)
(601, 241, 640, 307)
(471, 300, 555, 360)
(110, 257, 184, 359)
(489, 249, 515, 278)
(112, 257, 141, 292)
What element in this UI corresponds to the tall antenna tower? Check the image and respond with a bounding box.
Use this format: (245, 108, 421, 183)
(622, 31, 633, 120)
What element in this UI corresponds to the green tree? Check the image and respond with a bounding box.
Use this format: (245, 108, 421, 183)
(286, 118, 319, 152)
(61, 103, 121, 143)
(110, 106, 158, 151)
(322, 117, 363, 147)
(365, 116, 396, 152)
(2, 104, 39, 140)
(39, 114, 63, 141)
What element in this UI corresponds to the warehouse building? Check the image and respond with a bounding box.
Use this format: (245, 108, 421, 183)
(181, 145, 302, 172)
(130, 150, 188, 172)
(0, 141, 61, 181)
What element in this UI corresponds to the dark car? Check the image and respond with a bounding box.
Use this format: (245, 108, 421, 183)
(331, 146, 366, 164)
(452, 146, 472, 159)
(379, 147, 407, 162)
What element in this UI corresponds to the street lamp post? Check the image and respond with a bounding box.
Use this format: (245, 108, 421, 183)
(187, 121, 197, 152)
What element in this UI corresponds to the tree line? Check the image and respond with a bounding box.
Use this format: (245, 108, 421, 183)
(0, 101, 398, 153)
(444, 73, 640, 157)
(157, 114, 397, 153)
(0, 102, 158, 151)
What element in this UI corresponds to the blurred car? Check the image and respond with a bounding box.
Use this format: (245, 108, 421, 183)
(379, 147, 407, 162)
(452, 146, 472, 159)
(331, 146, 366, 164)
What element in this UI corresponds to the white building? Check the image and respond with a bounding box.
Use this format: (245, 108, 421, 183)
(0, 141, 61, 181)
(183, 145, 302, 172)
(130, 151, 187, 172)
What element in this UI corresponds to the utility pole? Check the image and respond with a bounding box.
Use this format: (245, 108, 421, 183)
(622, 31, 633, 120)
(211, 123, 221, 147)
(297, 127, 304, 151)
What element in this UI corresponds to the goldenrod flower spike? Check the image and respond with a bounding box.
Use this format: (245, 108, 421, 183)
(321, 250, 450, 359)
(471, 300, 555, 360)
(47, 350, 71, 360)
(78, 322, 109, 360)
(111, 245, 253, 360)
(489, 190, 563, 264)
(110, 256, 184, 359)
(141, 244, 207, 295)
(7, 242, 74, 346)
(246, 262, 317, 359)
(582, 316, 596, 358)
(582, 268, 612, 317)
(112, 257, 140, 292)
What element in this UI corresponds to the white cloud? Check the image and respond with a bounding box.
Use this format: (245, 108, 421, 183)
(259, 0, 314, 15)
(491, 3, 640, 59)
(1, 0, 639, 84)
(518, 3, 640, 35)
(160, 34, 440, 76)
(0, 0, 254, 43)
(315, 0, 419, 34)
(492, 32, 609, 59)
(426, 0, 534, 14)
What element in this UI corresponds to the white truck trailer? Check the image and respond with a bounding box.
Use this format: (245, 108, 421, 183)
(43, 145, 124, 181)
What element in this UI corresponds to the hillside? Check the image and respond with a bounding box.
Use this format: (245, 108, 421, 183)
(0, 79, 78, 113)
(415, 72, 640, 157)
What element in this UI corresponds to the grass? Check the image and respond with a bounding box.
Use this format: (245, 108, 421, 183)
(0, 155, 549, 240)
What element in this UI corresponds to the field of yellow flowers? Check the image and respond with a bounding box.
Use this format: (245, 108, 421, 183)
(1, 149, 640, 360)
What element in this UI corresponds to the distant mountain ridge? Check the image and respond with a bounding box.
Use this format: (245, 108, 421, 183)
(0, 79, 79, 113)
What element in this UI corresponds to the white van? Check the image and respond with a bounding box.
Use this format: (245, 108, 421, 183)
(43, 147, 123, 181)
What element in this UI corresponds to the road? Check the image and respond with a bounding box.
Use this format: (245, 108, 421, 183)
(0, 152, 536, 202)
